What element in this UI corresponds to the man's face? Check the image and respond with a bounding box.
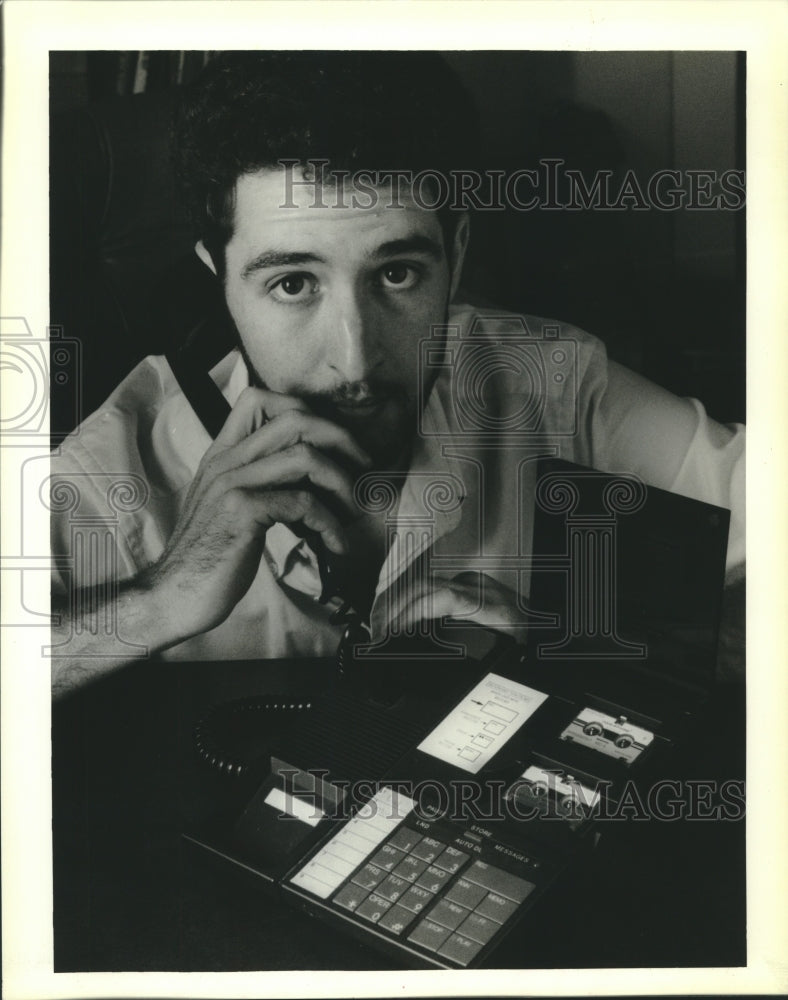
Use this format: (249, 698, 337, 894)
(200, 168, 467, 467)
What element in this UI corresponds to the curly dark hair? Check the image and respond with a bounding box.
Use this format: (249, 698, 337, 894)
(173, 51, 480, 271)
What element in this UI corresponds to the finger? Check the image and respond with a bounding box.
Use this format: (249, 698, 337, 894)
(224, 443, 359, 519)
(211, 387, 310, 451)
(392, 583, 481, 632)
(253, 488, 350, 555)
(382, 570, 484, 627)
(378, 570, 434, 627)
(232, 410, 372, 471)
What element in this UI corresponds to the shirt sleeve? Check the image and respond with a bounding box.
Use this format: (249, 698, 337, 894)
(50, 440, 144, 600)
(575, 341, 745, 573)
(50, 355, 180, 600)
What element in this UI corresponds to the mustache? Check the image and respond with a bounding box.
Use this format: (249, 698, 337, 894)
(301, 382, 414, 420)
(309, 381, 407, 406)
(236, 339, 415, 417)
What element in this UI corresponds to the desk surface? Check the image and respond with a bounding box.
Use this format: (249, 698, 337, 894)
(52, 657, 746, 972)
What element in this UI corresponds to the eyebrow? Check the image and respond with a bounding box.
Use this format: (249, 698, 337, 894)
(371, 236, 445, 262)
(241, 250, 327, 279)
(240, 235, 445, 280)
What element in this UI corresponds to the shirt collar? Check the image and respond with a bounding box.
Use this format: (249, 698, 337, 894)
(158, 349, 249, 486)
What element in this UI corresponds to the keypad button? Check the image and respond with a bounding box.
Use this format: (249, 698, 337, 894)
(416, 864, 450, 894)
(428, 899, 470, 932)
(446, 877, 488, 910)
(351, 863, 386, 891)
(410, 836, 446, 864)
(375, 873, 409, 904)
(464, 860, 536, 903)
(355, 892, 393, 923)
(434, 845, 470, 875)
(333, 882, 369, 913)
(437, 932, 484, 967)
(387, 827, 421, 853)
(407, 918, 452, 953)
(393, 855, 428, 883)
(475, 891, 519, 924)
(368, 843, 405, 872)
(398, 884, 434, 914)
(457, 911, 499, 945)
(378, 904, 418, 936)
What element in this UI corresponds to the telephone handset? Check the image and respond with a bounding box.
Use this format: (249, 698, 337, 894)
(164, 318, 343, 605)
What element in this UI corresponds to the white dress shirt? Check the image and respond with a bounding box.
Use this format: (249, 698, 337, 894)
(50, 303, 745, 661)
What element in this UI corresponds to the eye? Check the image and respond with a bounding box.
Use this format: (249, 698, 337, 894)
(379, 263, 420, 289)
(269, 273, 317, 302)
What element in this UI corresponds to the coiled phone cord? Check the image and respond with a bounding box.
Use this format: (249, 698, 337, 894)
(193, 604, 367, 778)
(193, 696, 313, 778)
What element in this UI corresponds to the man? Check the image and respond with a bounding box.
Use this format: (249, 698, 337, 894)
(50, 52, 745, 695)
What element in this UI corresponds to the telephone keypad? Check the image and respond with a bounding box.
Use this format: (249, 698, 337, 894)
(369, 844, 405, 872)
(325, 820, 541, 967)
(351, 863, 386, 890)
(445, 877, 487, 910)
(398, 883, 433, 913)
(407, 918, 452, 952)
(436, 932, 484, 966)
(387, 827, 422, 853)
(455, 911, 499, 945)
(476, 891, 519, 923)
(410, 836, 446, 863)
(415, 864, 450, 894)
(333, 882, 368, 913)
(434, 845, 470, 874)
(377, 904, 418, 936)
(463, 860, 535, 903)
(375, 873, 409, 904)
(355, 892, 392, 923)
(392, 855, 429, 882)
(428, 899, 468, 931)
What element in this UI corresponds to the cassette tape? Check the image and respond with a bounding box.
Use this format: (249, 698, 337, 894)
(560, 707, 655, 765)
(509, 764, 600, 826)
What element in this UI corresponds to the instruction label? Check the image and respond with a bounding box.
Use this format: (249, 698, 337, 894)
(417, 672, 548, 774)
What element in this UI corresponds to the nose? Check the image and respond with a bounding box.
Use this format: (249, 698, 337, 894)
(327, 284, 382, 384)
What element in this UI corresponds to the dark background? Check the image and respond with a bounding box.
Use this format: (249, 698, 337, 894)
(49, 50, 745, 439)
